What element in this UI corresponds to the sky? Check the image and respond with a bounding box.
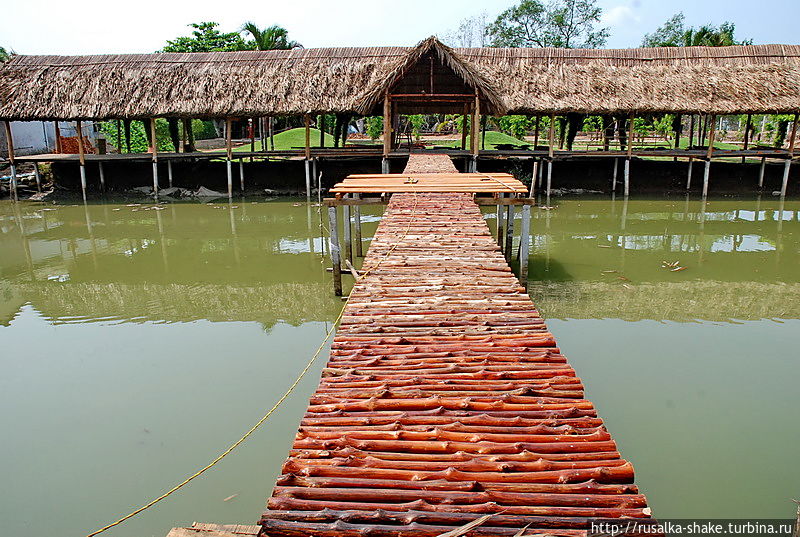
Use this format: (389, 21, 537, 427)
(1, 0, 799, 55)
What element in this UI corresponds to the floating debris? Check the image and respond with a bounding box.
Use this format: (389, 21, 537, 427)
(222, 494, 238, 502)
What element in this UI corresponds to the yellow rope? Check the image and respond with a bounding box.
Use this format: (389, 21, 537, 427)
(86, 189, 418, 537)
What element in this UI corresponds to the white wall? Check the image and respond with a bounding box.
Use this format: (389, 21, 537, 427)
(1, 121, 96, 156)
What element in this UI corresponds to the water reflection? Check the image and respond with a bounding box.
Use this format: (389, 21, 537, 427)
(0, 199, 384, 328)
(521, 196, 799, 322)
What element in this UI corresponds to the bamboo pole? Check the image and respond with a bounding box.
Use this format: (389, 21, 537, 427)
(77, 120, 87, 202)
(4, 120, 18, 201)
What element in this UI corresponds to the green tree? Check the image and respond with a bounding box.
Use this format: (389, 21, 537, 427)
(162, 22, 250, 52)
(642, 13, 752, 47)
(241, 22, 301, 50)
(488, 0, 609, 48)
(0, 46, 11, 63)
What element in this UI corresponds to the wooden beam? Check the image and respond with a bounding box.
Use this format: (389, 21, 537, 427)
(519, 204, 531, 286)
(76, 120, 87, 201)
(225, 117, 233, 199)
(788, 113, 798, 157)
(548, 114, 555, 159)
(626, 113, 635, 159)
(328, 206, 342, 296)
(706, 114, 716, 160)
(319, 115, 326, 148)
(533, 115, 540, 150)
(4, 120, 18, 201)
(471, 93, 481, 158)
(54, 121, 62, 153)
(461, 103, 468, 151)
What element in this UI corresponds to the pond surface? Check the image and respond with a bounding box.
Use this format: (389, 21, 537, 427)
(0, 195, 798, 537)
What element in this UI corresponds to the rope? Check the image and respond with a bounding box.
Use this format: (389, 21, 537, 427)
(85, 188, 418, 537)
(476, 172, 520, 194)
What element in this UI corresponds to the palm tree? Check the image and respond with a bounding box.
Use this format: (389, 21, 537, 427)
(241, 22, 301, 50)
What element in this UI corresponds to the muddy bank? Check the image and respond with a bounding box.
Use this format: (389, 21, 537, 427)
(29, 155, 800, 198)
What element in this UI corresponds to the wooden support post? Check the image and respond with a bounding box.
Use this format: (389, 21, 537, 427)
(328, 206, 342, 296)
(481, 115, 487, 150)
(4, 121, 18, 201)
(496, 195, 505, 248)
(382, 93, 392, 174)
(269, 117, 275, 151)
(99, 162, 106, 192)
(781, 113, 798, 197)
(519, 204, 531, 287)
(354, 193, 363, 257)
(471, 93, 481, 172)
(703, 115, 716, 198)
(76, 120, 87, 202)
(504, 204, 514, 261)
(225, 117, 233, 199)
(546, 160, 553, 200)
(742, 114, 752, 163)
(149, 118, 159, 196)
(548, 113, 555, 159)
(530, 159, 538, 197)
(343, 203, 352, 263)
(167, 160, 173, 188)
(239, 159, 245, 192)
(461, 103, 469, 150)
(319, 114, 326, 148)
(624, 112, 634, 196)
(54, 121, 62, 154)
(687, 158, 694, 190)
(34, 163, 41, 193)
(533, 115, 540, 150)
(538, 155, 544, 187)
(688, 115, 695, 148)
(312, 158, 318, 196)
(759, 157, 766, 189)
(304, 159, 312, 200)
(304, 114, 311, 160)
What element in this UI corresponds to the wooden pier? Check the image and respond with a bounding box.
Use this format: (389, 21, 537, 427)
(257, 156, 653, 536)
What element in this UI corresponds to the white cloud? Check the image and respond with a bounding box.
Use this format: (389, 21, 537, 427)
(601, 4, 642, 27)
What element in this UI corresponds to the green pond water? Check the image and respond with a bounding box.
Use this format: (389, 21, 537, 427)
(0, 195, 798, 537)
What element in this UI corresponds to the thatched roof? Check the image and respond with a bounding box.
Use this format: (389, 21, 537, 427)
(1, 38, 799, 120)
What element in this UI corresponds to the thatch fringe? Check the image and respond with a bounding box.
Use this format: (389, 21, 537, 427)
(1, 39, 800, 120)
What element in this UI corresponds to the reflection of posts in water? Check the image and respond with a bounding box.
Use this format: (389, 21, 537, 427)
(683, 193, 690, 222)
(620, 196, 628, 232)
(229, 202, 241, 267)
(306, 203, 314, 254)
(156, 208, 168, 273)
(776, 197, 786, 266)
(697, 198, 707, 267)
(13, 203, 35, 280)
(84, 203, 99, 271)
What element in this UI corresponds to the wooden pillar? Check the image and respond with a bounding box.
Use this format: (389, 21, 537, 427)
(54, 121, 63, 154)
(225, 117, 233, 199)
(624, 112, 634, 196)
(239, 158, 245, 192)
(354, 193, 363, 257)
(471, 93, 481, 172)
(304, 115, 312, 199)
(546, 160, 553, 202)
(149, 118, 159, 196)
(481, 115, 487, 150)
(382, 93, 391, 173)
(686, 158, 694, 190)
(530, 160, 538, 197)
(343, 202, 352, 263)
(504, 204, 514, 261)
(319, 115, 326, 148)
(76, 120, 87, 202)
(547, 114, 555, 200)
(461, 103, 469, 150)
(167, 160, 173, 188)
(703, 114, 716, 198)
(328, 205, 342, 296)
(4, 120, 18, 201)
(496, 194, 505, 248)
(742, 113, 752, 164)
(519, 204, 531, 287)
(780, 113, 797, 197)
(758, 157, 766, 189)
(533, 115, 540, 150)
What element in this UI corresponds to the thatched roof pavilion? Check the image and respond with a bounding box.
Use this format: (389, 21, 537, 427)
(2, 37, 800, 120)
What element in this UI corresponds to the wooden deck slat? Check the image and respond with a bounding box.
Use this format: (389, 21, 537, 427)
(260, 186, 653, 536)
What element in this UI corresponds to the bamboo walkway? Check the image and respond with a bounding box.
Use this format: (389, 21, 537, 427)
(259, 160, 653, 535)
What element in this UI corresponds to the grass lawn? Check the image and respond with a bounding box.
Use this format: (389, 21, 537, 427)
(436, 131, 530, 150)
(232, 127, 336, 152)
